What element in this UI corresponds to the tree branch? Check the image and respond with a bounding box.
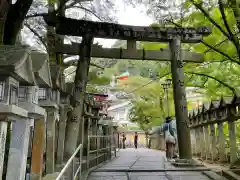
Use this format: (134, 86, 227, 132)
(189, 0, 231, 40)
(71, 5, 103, 21)
(200, 40, 240, 65)
(25, 0, 89, 19)
(26, 12, 47, 19)
(203, 32, 240, 53)
(186, 71, 236, 94)
(218, 0, 240, 58)
(24, 22, 47, 49)
(228, 0, 240, 34)
(126, 72, 171, 95)
(166, 19, 240, 65)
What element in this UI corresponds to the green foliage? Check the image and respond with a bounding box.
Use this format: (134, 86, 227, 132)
(48, 0, 56, 4)
(88, 70, 110, 85)
(139, 4, 239, 100)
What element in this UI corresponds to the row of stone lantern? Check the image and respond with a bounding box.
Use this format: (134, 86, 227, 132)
(0, 45, 119, 180)
(0, 45, 74, 180)
(188, 95, 240, 165)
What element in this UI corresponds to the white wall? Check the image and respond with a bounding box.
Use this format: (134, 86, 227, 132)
(108, 101, 133, 125)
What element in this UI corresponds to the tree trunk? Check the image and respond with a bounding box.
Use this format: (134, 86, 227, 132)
(47, 0, 57, 65)
(2, 0, 33, 45)
(64, 36, 93, 158)
(0, 0, 10, 44)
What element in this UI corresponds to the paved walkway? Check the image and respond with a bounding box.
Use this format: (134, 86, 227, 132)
(87, 148, 213, 180)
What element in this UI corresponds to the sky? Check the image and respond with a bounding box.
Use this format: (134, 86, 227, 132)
(95, 1, 153, 48)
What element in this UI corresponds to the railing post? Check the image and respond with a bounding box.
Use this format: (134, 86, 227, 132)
(78, 147, 82, 180)
(109, 128, 112, 160)
(114, 131, 117, 157)
(199, 126, 205, 159)
(96, 136, 99, 165)
(71, 158, 75, 179)
(195, 128, 201, 157)
(228, 118, 237, 163)
(103, 135, 108, 161)
(190, 128, 196, 155)
(210, 124, 217, 161)
(87, 136, 90, 169)
(218, 122, 227, 162)
(203, 125, 210, 160)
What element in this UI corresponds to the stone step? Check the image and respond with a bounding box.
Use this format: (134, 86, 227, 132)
(222, 170, 240, 180)
(202, 171, 228, 180)
(42, 172, 66, 180)
(94, 167, 211, 172)
(171, 162, 204, 167)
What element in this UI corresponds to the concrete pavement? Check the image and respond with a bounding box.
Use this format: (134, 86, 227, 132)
(87, 148, 215, 180)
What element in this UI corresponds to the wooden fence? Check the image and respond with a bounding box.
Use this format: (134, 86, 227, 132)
(189, 96, 240, 165)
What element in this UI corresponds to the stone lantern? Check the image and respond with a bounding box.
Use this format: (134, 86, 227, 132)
(0, 45, 38, 180)
(32, 52, 58, 174)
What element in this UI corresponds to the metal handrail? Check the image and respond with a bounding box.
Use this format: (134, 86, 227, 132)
(56, 144, 83, 180)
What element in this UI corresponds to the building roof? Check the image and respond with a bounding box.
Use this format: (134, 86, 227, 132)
(108, 101, 131, 111)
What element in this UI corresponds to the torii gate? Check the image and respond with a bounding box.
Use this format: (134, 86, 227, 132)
(43, 15, 211, 161)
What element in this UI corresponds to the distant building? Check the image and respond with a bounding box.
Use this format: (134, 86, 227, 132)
(108, 101, 137, 127)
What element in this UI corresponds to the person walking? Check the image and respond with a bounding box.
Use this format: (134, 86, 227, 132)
(163, 117, 176, 160)
(122, 133, 126, 149)
(134, 132, 138, 149)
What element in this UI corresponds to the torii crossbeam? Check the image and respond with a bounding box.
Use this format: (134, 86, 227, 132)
(56, 42, 204, 63)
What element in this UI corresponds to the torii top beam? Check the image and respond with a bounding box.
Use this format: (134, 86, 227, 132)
(43, 16, 211, 43)
(56, 43, 203, 63)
